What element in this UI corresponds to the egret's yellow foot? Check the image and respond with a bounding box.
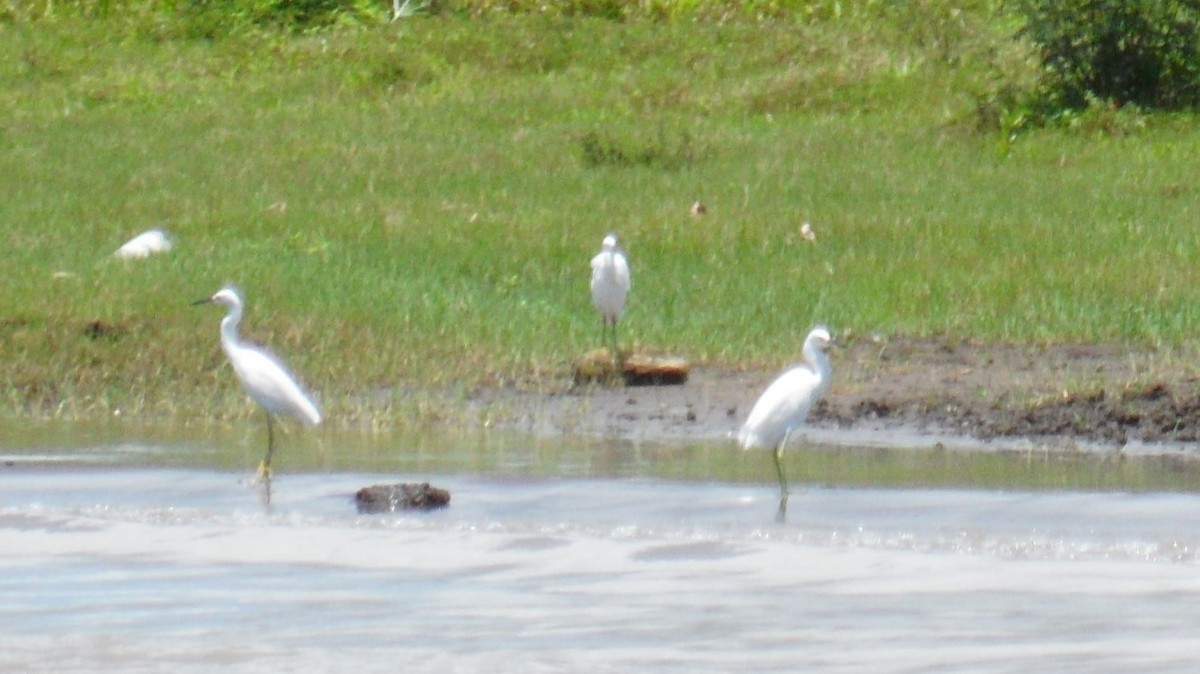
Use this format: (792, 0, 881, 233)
(254, 461, 274, 484)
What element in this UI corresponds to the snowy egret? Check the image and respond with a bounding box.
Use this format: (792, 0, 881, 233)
(589, 233, 631, 353)
(115, 229, 172, 259)
(194, 286, 321, 481)
(737, 325, 833, 513)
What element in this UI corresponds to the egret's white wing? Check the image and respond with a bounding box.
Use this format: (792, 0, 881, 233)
(229, 345, 322, 426)
(738, 365, 821, 450)
(590, 250, 630, 322)
(611, 250, 630, 293)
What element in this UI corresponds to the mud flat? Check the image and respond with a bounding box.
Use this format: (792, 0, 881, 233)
(478, 337, 1200, 458)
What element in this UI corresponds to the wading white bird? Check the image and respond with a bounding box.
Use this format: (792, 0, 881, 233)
(737, 325, 833, 509)
(589, 233, 631, 352)
(194, 286, 321, 481)
(114, 229, 173, 259)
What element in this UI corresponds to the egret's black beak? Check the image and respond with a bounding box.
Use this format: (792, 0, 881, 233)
(191, 297, 213, 307)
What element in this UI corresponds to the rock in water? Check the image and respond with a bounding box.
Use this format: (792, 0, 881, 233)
(355, 482, 451, 514)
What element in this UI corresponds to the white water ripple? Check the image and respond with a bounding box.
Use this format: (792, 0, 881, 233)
(1, 469, 1200, 673)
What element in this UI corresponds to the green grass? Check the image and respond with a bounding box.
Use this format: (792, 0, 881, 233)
(2, 5, 1200, 423)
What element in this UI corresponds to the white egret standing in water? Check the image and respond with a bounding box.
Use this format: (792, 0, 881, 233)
(737, 325, 833, 517)
(589, 233, 631, 353)
(194, 286, 321, 482)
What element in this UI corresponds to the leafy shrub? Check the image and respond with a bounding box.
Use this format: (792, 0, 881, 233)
(1018, 0, 1200, 111)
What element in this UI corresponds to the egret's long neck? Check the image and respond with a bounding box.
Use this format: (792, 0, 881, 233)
(601, 252, 618, 277)
(219, 304, 244, 356)
(804, 340, 831, 384)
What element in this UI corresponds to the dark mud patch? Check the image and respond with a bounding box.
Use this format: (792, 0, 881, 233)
(826, 382, 1200, 446)
(480, 336, 1200, 450)
(819, 337, 1200, 447)
(927, 383, 1200, 445)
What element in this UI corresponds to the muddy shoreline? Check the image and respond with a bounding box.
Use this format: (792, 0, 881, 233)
(482, 337, 1200, 456)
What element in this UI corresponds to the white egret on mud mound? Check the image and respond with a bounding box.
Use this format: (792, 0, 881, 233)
(737, 325, 833, 516)
(589, 233, 631, 353)
(194, 286, 321, 482)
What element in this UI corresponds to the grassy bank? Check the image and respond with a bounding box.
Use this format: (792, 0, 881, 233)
(2, 5, 1199, 423)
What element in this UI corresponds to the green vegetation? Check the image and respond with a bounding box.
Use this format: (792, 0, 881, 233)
(1019, 0, 1200, 112)
(2, 1, 1200, 424)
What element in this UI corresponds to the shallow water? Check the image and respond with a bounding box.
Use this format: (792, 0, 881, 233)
(4, 431, 1200, 672)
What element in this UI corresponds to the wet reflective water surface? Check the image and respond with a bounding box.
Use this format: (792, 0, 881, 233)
(3, 423, 1200, 673)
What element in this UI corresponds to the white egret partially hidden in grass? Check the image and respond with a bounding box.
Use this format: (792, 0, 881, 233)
(589, 233, 631, 354)
(115, 228, 172, 259)
(194, 286, 321, 482)
(737, 325, 833, 516)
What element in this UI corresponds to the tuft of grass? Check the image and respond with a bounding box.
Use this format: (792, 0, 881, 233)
(577, 125, 702, 169)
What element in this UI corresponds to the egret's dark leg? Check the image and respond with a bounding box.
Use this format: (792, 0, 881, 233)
(773, 430, 793, 521)
(259, 473, 273, 509)
(601, 317, 619, 362)
(257, 412, 275, 483)
(265, 412, 275, 469)
(774, 431, 791, 500)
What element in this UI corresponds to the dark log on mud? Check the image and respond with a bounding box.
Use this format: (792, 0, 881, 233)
(355, 482, 451, 514)
(573, 349, 690, 387)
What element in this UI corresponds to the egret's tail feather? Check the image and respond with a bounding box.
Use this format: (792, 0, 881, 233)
(295, 395, 322, 427)
(735, 427, 763, 450)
